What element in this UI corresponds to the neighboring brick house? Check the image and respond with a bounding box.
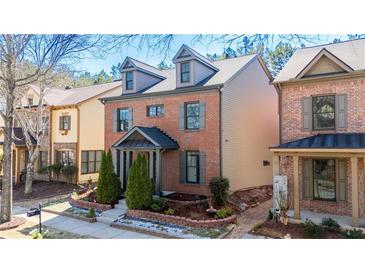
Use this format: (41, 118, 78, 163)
(270, 39, 365, 227)
(102, 44, 279, 197)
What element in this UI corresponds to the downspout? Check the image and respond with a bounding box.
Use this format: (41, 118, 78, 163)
(218, 85, 223, 177)
(76, 105, 80, 183)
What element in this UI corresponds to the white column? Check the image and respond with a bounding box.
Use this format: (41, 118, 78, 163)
(111, 148, 117, 173)
(149, 150, 154, 179)
(125, 150, 130, 178)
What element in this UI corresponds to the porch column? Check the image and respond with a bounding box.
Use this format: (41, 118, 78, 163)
(155, 150, 161, 194)
(351, 157, 359, 227)
(149, 150, 154, 179)
(111, 148, 117, 173)
(120, 150, 124, 188)
(125, 150, 130, 178)
(273, 154, 280, 176)
(293, 155, 301, 219)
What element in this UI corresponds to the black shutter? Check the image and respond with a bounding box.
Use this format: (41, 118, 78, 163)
(179, 151, 186, 183)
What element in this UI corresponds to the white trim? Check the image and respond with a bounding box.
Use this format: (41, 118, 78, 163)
(113, 126, 160, 147)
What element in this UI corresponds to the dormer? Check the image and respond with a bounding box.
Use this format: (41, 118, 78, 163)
(172, 45, 219, 88)
(120, 57, 166, 94)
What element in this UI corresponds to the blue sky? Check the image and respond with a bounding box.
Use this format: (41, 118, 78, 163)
(76, 34, 347, 74)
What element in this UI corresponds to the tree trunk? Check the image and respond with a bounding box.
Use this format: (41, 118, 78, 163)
(0, 97, 14, 224)
(24, 162, 34, 195)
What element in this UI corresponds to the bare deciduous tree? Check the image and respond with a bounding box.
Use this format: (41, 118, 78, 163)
(0, 34, 102, 224)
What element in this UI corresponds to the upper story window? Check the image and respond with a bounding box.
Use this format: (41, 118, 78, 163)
(180, 62, 190, 83)
(126, 71, 134, 90)
(147, 104, 164, 117)
(119, 108, 130, 131)
(59, 115, 71, 130)
(312, 95, 335, 130)
(185, 102, 200, 130)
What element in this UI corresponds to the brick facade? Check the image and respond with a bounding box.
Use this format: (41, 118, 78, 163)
(280, 77, 365, 217)
(104, 89, 220, 196)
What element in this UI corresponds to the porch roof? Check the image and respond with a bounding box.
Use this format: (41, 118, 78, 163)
(13, 127, 36, 146)
(271, 133, 365, 150)
(113, 126, 179, 149)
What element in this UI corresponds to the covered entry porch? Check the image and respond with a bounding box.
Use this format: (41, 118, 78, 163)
(112, 126, 179, 194)
(271, 133, 365, 227)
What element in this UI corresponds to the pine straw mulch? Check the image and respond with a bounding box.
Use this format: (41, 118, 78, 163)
(0, 216, 27, 231)
(250, 219, 342, 239)
(13, 180, 82, 202)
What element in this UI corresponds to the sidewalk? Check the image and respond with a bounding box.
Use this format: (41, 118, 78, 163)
(9, 205, 161, 239)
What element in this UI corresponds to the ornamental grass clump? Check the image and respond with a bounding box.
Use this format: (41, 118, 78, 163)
(125, 153, 153, 210)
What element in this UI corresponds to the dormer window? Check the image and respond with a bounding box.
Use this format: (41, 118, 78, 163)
(181, 62, 190, 83)
(126, 71, 134, 90)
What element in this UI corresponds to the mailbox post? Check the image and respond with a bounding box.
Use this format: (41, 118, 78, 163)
(27, 203, 42, 234)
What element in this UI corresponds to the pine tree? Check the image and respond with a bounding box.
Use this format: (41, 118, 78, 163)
(125, 153, 153, 209)
(96, 150, 120, 205)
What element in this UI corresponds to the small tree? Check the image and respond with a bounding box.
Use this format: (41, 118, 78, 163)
(125, 153, 153, 209)
(96, 150, 119, 205)
(49, 163, 63, 182)
(209, 177, 230, 206)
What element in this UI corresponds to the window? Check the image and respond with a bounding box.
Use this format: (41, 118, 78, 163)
(56, 150, 74, 165)
(186, 151, 199, 184)
(118, 108, 130, 131)
(42, 116, 49, 135)
(312, 95, 335, 130)
(147, 104, 164, 117)
(313, 159, 336, 201)
(180, 62, 190, 83)
(81, 150, 102, 174)
(185, 102, 200, 129)
(39, 151, 48, 169)
(126, 71, 134, 90)
(59, 116, 71, 130)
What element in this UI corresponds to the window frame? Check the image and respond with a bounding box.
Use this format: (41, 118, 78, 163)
(59, 115, 71, 130)
(185, 101, 200, 130)
(312, 95, 336, 131)
(125, 71, 134, 90)
(56, 150, 74, 166)
(180, 62, 190, 83)
(118, 108, 130, 132)
(81, 150, 103, 174)
(146, 104, 164, 117)
(186, 150, 200, 184)
(313, 158, 336, 201)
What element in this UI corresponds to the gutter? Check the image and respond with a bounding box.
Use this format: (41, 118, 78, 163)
(100, 84, 223, 104)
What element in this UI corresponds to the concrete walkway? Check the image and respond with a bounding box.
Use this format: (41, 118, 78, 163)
(227, 198, 273, 239)
(11, 203, 160, 239)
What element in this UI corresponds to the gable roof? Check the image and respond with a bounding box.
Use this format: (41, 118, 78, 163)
(172, 44, 219, 72)
(274, 39, 365, 83)
(13, 127, 36, 146)
(30, 81, 122, 107)
(121, 57, 166, 79)
(113, 126, 179, 149)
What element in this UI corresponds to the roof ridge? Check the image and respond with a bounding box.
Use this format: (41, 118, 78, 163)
(296, 38, 365, 51)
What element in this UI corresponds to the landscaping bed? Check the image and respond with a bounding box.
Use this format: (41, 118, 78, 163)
(69, 189, 113, 211)
(250, 218, 365, 239)
(113, 215, 230, 239)
(13, 180, 81, 202)
(228, 185, 272, 210)
(0, 216, 27, 231)
(164, 192, 208, 207)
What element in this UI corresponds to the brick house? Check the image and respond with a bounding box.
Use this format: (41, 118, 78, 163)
(102, 45, 278, 196)
(270, 39, 365, 226)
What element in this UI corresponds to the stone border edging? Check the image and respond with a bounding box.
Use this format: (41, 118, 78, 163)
(42, 208, 96, 223)
(69, 194, 112, 212)
(14, 193, 70, 208)
(126, 209, 237, 228)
